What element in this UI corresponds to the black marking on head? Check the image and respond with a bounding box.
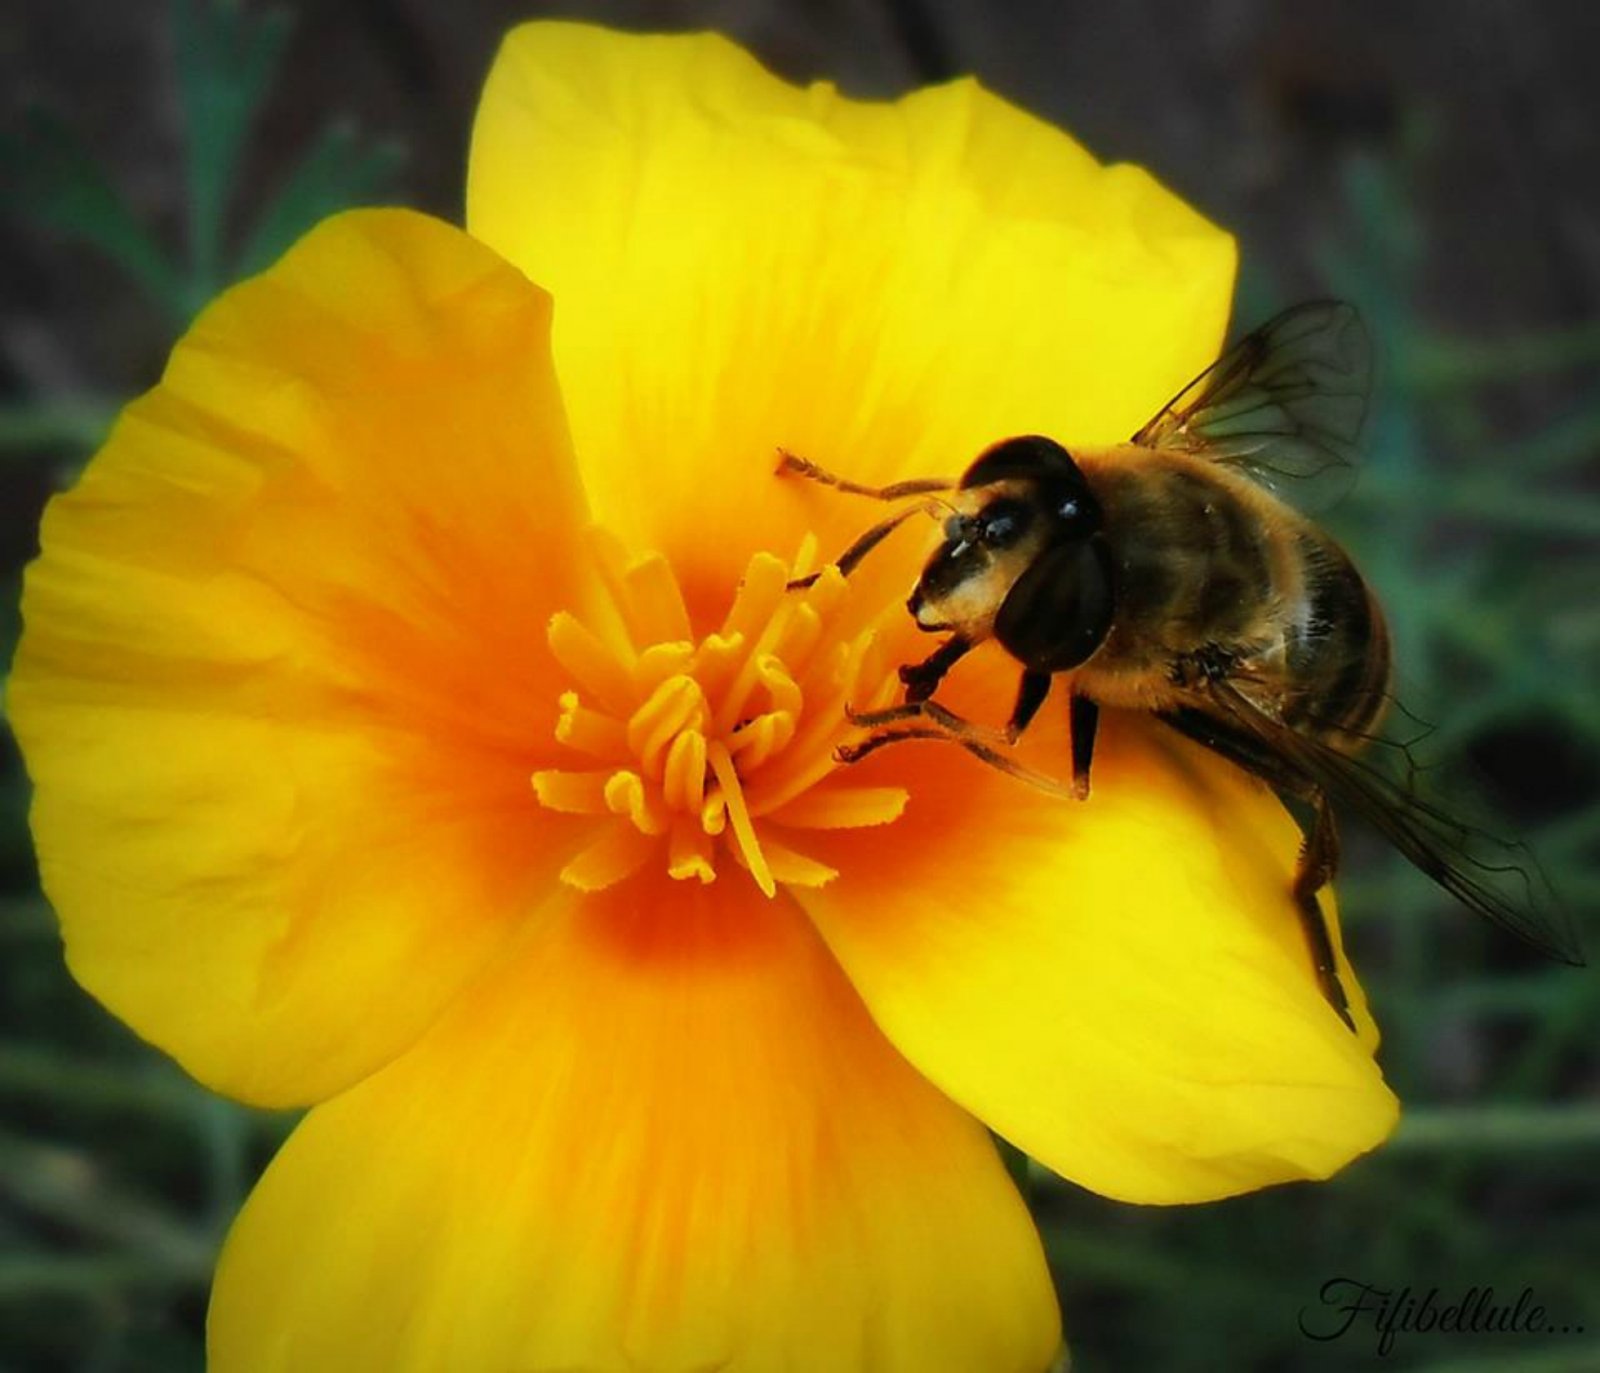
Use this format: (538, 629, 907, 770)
(961, 436, 1080, 488)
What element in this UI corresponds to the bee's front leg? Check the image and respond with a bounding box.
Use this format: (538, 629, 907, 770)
(837, 699, 1075, 798)
(899, 635, 973, 702)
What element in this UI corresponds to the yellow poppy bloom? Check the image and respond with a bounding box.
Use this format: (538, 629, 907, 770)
(8, 21, 1397, 1372)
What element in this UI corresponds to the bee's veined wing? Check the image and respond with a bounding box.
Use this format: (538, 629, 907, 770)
(1133, 301, 1372, 504)
(1193, 678, 1585, 967)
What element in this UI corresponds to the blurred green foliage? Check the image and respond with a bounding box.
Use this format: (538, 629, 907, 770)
(2, 3, 1597, 1371)
(0, 0, 403, 334)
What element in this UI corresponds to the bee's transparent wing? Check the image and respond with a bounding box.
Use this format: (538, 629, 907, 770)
(1133, 301, 1372, 505)
(1194, 678, 1585, 967)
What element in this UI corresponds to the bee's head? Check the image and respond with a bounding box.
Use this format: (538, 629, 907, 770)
(909, 436, 1114, 672)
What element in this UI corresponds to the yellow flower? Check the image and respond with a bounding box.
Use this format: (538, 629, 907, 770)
(9, 21, 1397, 1372)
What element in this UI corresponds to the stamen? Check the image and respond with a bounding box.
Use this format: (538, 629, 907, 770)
(719, 554, 790, 646)
(755, 657, 803, 719)
(548, 612, 634, 715)
(633, 642, 696, 696)
(532, 532, 906, 895)
(553, 692, 629, 761)
(707, 740, 775, 898)
(701, 787, 728, 836)
(727, 712, 795, 771)
(667, 819, 716, 884)
(662, 729, 708, 814)
(586, 526, 651, 649)
(625, 552, 693, 644)
(689, 632, 746, 700)
(531, 769, 612, 815)
(790, 530, 820, 583)
(756, 837, 839, 888)
(627, 676, 708, 777)
(604, 771, 669, 836)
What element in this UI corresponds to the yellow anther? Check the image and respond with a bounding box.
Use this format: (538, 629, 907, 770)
(662, 729, 708, 814)
(547, 611, 634, 715)
(604, 771, 669, 835)
(625, 551, 694, 645)
(531, 769, 611, 815)
(719, 552, 789, 645)
(633, 641, 695, 696)
(727, 712, 796, 772)
(553, 691, 629, 761)
(754, 656, 803, 719)
(701, 787, 729, 837)
(690, 631, 745, 698)
(667, 819, 716, 884)
(774, 602, 823, 674)
(626, 675, 708, 778)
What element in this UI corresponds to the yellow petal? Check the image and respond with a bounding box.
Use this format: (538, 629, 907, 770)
(468, 22, 1234, 609)
(9, 209, 592, 1106)
(209, 881, 1061, 1372)
(795, 661, 1398, 1203)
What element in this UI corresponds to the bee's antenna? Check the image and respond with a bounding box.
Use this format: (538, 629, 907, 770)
(787, 498, 944, 590)
(776, 448, 954, 501)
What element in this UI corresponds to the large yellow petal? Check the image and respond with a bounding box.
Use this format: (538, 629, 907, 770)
(793, 657, 1397, 1204)
(209, 878, 1061, 1372)
(9, 209, 594, 1106)
(468, 22, 1234, 606)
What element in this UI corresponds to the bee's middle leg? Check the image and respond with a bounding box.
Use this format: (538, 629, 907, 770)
(1068, 694, 1099, 799)
(1007, 670, 1052, 743)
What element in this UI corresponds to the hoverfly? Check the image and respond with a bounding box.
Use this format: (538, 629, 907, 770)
(780, 302, 1583, 1029)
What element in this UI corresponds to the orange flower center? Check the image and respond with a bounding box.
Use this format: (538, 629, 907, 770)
(532, 529, 908, 895)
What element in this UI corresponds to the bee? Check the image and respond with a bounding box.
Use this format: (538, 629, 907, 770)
(780, 302, 1582, 1029)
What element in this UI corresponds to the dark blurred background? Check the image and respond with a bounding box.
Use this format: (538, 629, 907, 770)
(3, 3, 1598, 1370)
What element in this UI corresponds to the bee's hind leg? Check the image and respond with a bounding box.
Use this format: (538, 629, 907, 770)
(1158, 708, 1358, 1034)
(1294, 791, 1356, 1033)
